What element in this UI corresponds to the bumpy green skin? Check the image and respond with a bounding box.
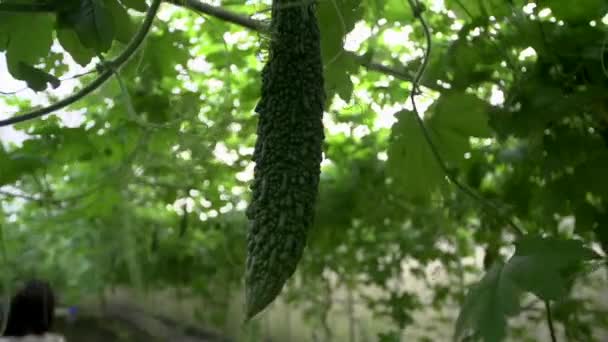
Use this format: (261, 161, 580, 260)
(245, 0, 325, 320)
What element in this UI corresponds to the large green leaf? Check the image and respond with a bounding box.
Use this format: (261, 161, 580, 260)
(503, 235, 600, 301)
(382, 0, 413, 23)
(0, 14, 9, 51)
(574, 152, 608, 199)
(545, 0, 606, 23)
(58, 0, 115, 53)
(431, 93, 492, 137)
(387, 110, 444, 199)
(57, 28, 97, 66)
(4, 14, 54, 66)
(324, 53, 358, 102)
(4, 13, 55, 90)
(15, 63, 61, 92)
(134, 27, 190, 79)
(428, 92, 492, 164)
(387, 92, 491, 199)
(454, 263, 521, 342)
(456, 235, 599, 341)
(107, 0, 136, 44)
(0, 147, 47, 187)
(446, 37, 497, 89)
(317, 0, 363, 102)
(0, 33, 7, 51)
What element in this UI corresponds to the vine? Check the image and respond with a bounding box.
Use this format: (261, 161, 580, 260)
(404, 0, 523, 237)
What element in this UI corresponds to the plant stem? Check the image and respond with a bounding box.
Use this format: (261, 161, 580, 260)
(545, 300, 558, 342)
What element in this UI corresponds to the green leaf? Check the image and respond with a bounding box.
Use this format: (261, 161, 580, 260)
(455, 236, 598, 341)
(0, 33, 7, 51)
(82, 187, 123, 218)
(324, 53, 357, 102)
(0, 14, 9, 51)
(430, 92, 492, 137)
(387, 110, 444, 200)
(4, 13, 54, 88)
(135, 28, 190, 78)
(317, 0, 363, 103)
(58, 0, 115, 53)
(383, 0, 414, 23)
(0, 147, 47, 186)
(119, 0, 149, 12)
(503, 235, 600, 301)
(378, 331, 401, 342)
(545, 0, 606, 23)
(317, 0, 363, 63)
(51, 0, 82, 12)
(427, 92, 492, 166)
(454, 263, 521, 342)
(574, 152, 608, 199)
(317, 0, 364, 43)
(57, 28, 96, 66)
(5, 14, 54, 65)
(16, 63, 61, 92)
(447, 38, 497, 89)
(107, 0, 136, 44)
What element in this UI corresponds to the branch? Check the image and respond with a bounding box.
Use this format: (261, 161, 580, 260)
(0, 72, 112, 127)
(166, 0, 414, 82)
(0, 0, 163, 127)
(167, 0, 266, 31)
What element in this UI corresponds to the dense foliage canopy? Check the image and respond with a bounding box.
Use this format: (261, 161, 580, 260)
(1, 0, 608, 340)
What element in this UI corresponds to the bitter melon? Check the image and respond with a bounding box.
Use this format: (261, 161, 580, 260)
(245, 0, 326, 320)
